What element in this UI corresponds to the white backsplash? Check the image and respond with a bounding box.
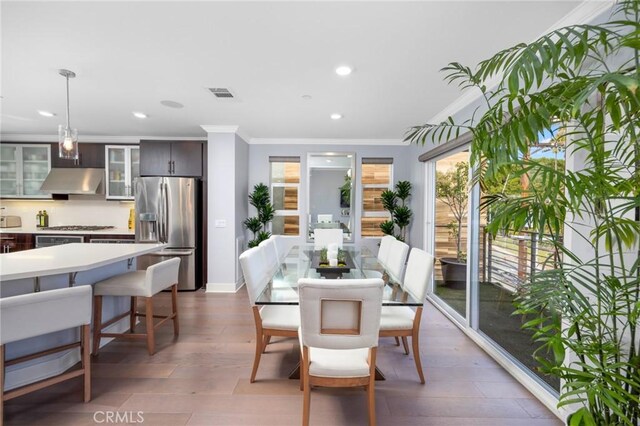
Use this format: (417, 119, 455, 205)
(0, 197, 134, 229)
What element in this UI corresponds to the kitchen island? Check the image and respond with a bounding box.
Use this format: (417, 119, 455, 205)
(0, 243, 165, 391)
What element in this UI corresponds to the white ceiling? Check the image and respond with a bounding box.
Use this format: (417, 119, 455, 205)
(1, 1, 585, 141)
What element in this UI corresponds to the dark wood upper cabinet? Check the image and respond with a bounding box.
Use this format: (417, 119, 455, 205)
(139, 141, 172, 176)
(51, 143, 105, 168)
(140, 140, 203, 177)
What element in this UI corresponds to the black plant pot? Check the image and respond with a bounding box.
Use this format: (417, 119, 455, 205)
(440, 257, 467, 290)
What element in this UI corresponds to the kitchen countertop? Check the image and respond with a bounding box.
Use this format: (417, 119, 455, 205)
(0, 226, 134, 235)
(0, 242, 165, 281)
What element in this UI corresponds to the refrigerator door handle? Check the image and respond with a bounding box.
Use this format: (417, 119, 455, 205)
(158, 180, 166, 243)
(164, 181, 169, 243)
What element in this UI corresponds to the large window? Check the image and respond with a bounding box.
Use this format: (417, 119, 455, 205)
(270, 157, 300, 236)
(361, 158, 393, 237)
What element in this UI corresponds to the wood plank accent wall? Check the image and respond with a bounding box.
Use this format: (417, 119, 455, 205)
(284, 187, 298, 210)
(361, 217, 389, 237)
(362, 188, 386, 211)
(361, 164, 391, 185)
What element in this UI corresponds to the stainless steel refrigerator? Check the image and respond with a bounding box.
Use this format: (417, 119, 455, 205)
(134, 177, 199, 290)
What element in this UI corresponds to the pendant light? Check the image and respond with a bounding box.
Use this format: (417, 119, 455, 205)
(58, 69, 79, 160)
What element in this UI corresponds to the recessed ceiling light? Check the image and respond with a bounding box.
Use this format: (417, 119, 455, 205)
(132, 112, 147, 119)
(38, 110, 56, 117)
(302, 94, 312, 100)
(335, 66, 352, 76)
(330, 113, 343, 120)
(160, 100, 184, 109)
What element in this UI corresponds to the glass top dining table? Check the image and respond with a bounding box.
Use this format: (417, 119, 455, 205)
(254, 244, 422, 306)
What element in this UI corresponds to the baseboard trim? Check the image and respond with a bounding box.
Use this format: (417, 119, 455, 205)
(206, 281, 244, 293)
(4, 316, 130, 391)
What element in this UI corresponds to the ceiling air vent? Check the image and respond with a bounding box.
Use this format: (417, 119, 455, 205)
(208, 88, 234, 98)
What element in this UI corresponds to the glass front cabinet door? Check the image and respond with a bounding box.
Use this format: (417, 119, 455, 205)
(0, 144, 51, 198)
(105, 145, 140, 200)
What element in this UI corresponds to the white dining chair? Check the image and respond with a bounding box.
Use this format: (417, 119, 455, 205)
(317, 214, 333, 223)
(378, 235, 396, 267)
(259, 238, 280, 276)
(379, 248, 434, 384)
(269, 235, 288, 263)
(239, 247, 300, 383)
(298, 278, 384, 426)
(313, 228, 343, 250)
(1, 286, 93, 420)
(92, 257, 181, 356)
(386, 239, 409, 283)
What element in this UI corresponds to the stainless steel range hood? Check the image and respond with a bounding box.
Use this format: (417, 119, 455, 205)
(40, 168, 105, 195)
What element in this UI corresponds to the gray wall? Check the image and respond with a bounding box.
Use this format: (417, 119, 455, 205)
(247, 143, 417, 253)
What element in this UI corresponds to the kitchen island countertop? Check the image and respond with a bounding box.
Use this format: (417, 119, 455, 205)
(0, 242, 165, 281)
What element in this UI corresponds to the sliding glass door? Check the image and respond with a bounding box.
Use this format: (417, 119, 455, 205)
(424, 137, 562, 393)
(425, 148, 470, 322)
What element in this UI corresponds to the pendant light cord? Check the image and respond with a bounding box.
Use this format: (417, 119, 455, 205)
(65, 74, 71, 130)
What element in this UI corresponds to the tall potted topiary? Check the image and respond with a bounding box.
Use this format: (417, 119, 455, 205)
(436, 161, 469, 288)
(380, 180, 412, 242)
(406, 1, 640, 423)
(244, 183, 275, 248)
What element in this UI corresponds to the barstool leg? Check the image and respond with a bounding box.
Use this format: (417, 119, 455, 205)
(130, 297, 137, 333)
(145, 297, 155, 355)
(92, 296, 103, 356)
(171, 284, 179, 336)
(81, 324, 91, 402)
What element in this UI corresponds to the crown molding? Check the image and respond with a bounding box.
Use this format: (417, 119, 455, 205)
(428, 0, 615, 125)
(248, 138, 409, 146)
(0, 134, 206, 143)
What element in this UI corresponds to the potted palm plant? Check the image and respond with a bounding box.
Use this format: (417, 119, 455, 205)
(380, 180, 413, 242)
(406, 1, 640, 423)
(436, 161, 469, 288)
(244, 183, 275, 248)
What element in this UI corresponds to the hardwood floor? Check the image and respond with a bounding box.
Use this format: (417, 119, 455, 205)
(3, 289, 562, 425)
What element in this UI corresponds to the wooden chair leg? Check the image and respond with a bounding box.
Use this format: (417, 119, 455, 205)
(1, 344, 5, 426)
(250, 332, 263, 383)
(171, 285, 179, 336)
(401, 336, 410, 355)
(412, 328, 425, 384)
(302, 347, 311, 426)
(145, 297, 155, 355)
(394, 336, 400, 346)
(92, 295, 103, 356)
(81, 324, 91, 402)
(130, 297, 137, 333)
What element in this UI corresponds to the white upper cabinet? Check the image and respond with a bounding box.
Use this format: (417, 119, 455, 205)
(105, 145, 139, 200)
(0, 144, 52, 198)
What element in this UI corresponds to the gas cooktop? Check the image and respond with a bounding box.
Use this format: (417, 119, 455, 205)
(42, 225, 116, 231)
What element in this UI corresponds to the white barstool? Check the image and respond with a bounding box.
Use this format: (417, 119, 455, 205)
(92, 257, 181, 356)
(1, 286, 93, 424)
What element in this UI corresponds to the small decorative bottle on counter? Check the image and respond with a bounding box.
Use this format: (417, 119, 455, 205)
(41, 210, 49, 228)
(36, 211, 42, 228)
(128, 208, 135, 231)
